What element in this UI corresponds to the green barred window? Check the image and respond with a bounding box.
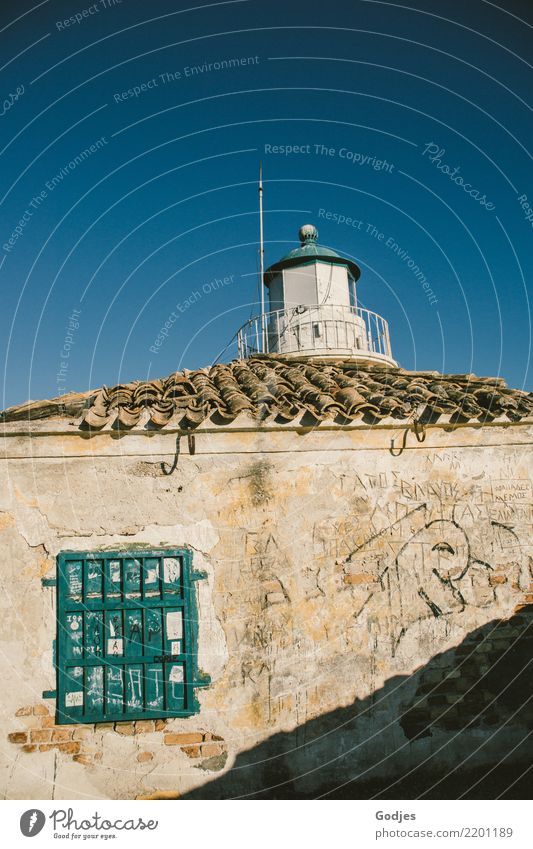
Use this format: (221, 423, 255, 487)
(56, 549, 203, 725)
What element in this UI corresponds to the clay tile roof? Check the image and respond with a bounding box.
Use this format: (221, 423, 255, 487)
(1, 355, 532, 429)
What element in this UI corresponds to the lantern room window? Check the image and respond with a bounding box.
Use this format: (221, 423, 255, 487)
(348, 275, 357, 310)
(55, 549, 204, 724)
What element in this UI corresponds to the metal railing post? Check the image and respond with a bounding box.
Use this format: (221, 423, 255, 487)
(235, 304, 392, 362)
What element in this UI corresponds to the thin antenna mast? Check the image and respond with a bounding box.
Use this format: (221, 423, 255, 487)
(259, 162, 265, 353)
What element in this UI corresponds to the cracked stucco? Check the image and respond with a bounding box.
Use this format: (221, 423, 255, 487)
(0, 423, 532, 798)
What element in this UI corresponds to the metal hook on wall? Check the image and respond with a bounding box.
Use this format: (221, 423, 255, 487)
(390, 416, 426, 457)
(390, 426, 409, 457)
(413, 417, 426, 443)
(161, 434, 181, 476)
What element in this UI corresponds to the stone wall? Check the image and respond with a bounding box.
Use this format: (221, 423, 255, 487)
(0, 420, 532, 799)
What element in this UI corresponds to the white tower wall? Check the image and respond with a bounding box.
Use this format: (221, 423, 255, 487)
(268, 273, 284, 312)
(280, 265, 317, 306)
(316, 261, 351, 306)
(267, 260, 369, 357)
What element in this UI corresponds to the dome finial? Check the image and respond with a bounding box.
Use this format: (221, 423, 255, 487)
(299, 223, 318, 245)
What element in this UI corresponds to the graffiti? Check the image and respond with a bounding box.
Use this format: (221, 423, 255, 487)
(491, 479, 533, 503)
(66, 562, 82, 597)
(129, 619, 142, 640)
(339, 491, 531, 652)
(127, 668, 143, 708)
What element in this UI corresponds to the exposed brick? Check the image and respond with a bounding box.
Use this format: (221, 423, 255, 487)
(73, 754, 94, 766)
(30, 729, 52, 743)
(201, 743, 224, 758)
(8, 732, 27, 744)
(52, 729, 73, 743)
(39, 742, 81, 754)
(114, 723, 135, 736)
(154, 720, 166, 731)
(164, 732, 203, 745)
(181, 745, 201, 758)
(343, 573, 376, 585)
(57, 742, 81, 755)
(32, 705, 49, 716)
(96, 723, 114, 731)
(137, 751, 154, 763)
(134, 720, 155, 734)
(489, 574, 507, 585)
(15, 707, 32, 717)
(21, 744, 37, 753)
(72, 728, 93, 741)
(41, 717, 56, 729)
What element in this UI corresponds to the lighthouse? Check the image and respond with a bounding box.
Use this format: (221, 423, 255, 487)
(237, 224, 396, 366)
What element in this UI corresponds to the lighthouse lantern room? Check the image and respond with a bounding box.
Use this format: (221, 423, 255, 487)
(237, 224, 397, 366)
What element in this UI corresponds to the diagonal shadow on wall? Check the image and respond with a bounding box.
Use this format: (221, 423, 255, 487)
(174, 606, 533, 800)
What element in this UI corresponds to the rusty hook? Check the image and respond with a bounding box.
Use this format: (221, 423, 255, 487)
(161, 434, 181, 476)
(390, 417, 426, 456)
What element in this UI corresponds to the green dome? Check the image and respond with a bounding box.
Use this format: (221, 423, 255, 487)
(265, 224, 361, 284)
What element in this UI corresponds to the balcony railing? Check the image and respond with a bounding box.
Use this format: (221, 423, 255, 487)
(237, 303, 394, 363)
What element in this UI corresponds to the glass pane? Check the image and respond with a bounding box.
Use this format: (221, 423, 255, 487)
(124, 558, 141, 598)
(164, 610, 183, 646)
(106, 611, 124, 657)
(84, 559, 103, 600)
(65, 561, 83, 601)
(85, 611, 103, 659)
(86, 666, 104, 715)
(144, 608, 163, 657)
(64, 666, 84, 717)
(105, 559, 122, 599)
(106, 665, 124, 715)
(124, 610, 143, 656)
(143, 558, 161, 598)
(125, 665, 143, 713)
(349, 276, 357, 309)
(163, 557, 181, 594)
(166, 663, 185, 711)
(145, 665, 164, 712)
(65, 612, 84, 660)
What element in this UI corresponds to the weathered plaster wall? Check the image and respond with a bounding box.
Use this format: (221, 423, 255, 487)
(1, 420, 532, 799)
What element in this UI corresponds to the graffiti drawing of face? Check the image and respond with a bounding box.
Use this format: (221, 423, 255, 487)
(423, 520, 470, 582)
(385, 520, 471, 647)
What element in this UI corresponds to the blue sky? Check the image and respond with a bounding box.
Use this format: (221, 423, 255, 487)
(1, 0, 532, 407)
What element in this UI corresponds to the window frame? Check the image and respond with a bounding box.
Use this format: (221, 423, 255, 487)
(348, 274, 358, 311)
(55, 548, 204, 726)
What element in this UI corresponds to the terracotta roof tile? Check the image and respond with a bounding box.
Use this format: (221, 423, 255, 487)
(2, 355, 532, 428)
